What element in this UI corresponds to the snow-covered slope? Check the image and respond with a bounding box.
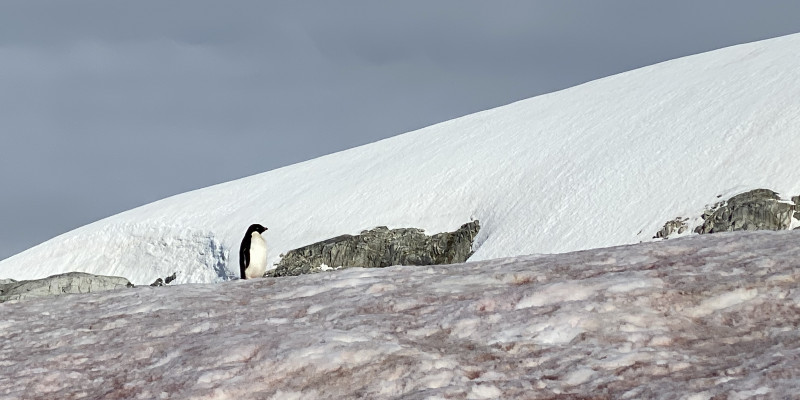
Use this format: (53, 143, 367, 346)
(3, 33, 800, 285)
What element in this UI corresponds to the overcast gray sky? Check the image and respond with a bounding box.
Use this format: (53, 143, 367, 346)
(2, 1, 800, 261)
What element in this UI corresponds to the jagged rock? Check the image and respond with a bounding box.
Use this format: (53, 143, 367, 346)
(0, 272, 133, 303)
(150, 272, 177, 287)
(271, 221, 480, 277)
(700, 201, 725, 221)
(694, 189, 794, 234)
(654, 217, 688, 239)
(0, 278, 17, 285)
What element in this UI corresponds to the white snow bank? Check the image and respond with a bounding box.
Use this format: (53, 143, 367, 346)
(4, 33, 800, 284)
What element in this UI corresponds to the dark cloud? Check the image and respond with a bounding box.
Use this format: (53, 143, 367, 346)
(2, 1, 800, 259)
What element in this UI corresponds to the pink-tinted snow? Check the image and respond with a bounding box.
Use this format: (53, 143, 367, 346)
(2, 230, 800, 399)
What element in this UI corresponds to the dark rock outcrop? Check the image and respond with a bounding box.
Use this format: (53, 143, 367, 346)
(150, 272, 177, 287)
(793, 195, 800, 220)
(271, 221, 480, 277)
(0, 272, 133, 303)
(694, 189, 794, 234)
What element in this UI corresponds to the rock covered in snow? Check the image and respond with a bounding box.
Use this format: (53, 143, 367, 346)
(654, 217, 689, 239)
(656, 188, 798, 239)
(271, 221, 480, 277)
(2, 230, 800, 398)
(0, 272, 132, 303)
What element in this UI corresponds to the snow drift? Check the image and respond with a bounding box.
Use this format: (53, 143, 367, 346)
(2, 230, 800, 399)
(3, 33, 800, 284)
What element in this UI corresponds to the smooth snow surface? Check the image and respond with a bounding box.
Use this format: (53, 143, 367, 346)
(2, 230, 800, 399)
(3, 34, 800, 284)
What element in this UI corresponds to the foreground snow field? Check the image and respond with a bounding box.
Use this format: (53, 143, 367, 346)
(2, 230, 800, 399)
(3, 33, 800, 285)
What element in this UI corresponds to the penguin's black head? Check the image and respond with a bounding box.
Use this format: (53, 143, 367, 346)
(247, 224, 268, 234)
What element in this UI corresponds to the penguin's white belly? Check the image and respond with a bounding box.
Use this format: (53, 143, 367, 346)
(245, 233, 268, 279)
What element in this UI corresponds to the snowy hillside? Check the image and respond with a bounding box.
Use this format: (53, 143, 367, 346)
(3, 33, 800, 285)
(2, 230, 800, 398)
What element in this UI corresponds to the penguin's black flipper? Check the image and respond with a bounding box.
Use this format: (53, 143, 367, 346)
(239, 235, 250, 279)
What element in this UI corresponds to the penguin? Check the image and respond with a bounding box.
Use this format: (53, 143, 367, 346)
(239, 224, 268, 279)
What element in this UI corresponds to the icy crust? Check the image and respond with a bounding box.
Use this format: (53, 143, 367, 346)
(2, 230, 800, 399)
(1, 224, 232, 285)
(4, 33, 800, 284)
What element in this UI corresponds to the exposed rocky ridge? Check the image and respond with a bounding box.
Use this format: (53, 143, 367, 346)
(656, 188, 798, 239)
(695, 189, 794, 234)
(0, 272, 133, 303)
(271, 221, 480, 277)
